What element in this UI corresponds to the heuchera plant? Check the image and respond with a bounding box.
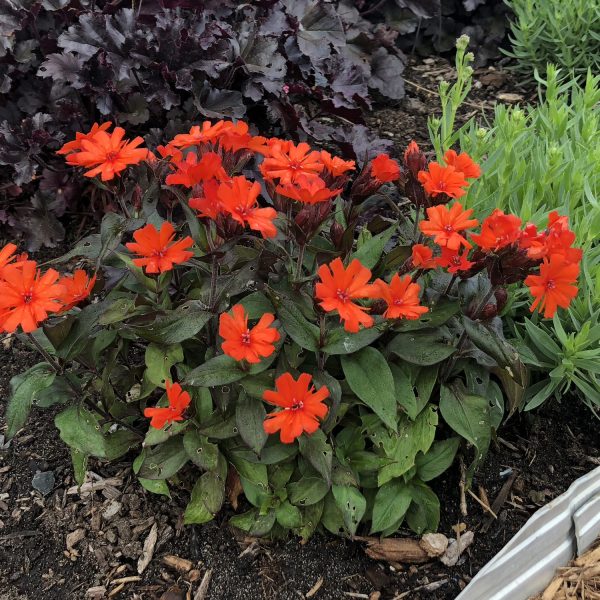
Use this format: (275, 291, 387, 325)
(0, 0, 403, 249)
(3, 120, 581, 539)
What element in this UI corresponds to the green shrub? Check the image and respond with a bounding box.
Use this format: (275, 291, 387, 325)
(430, 45, 600, 413)
(505, 0, 600, 77)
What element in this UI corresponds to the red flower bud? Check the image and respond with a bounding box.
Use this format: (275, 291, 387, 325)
(404, 141, 427, 179)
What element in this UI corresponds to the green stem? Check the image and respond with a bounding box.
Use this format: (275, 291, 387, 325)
(295, 244, 306, 280)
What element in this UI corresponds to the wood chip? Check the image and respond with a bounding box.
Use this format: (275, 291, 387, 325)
(66, 478, 123, 496)
(481, 472, 517, 533)
(306, 576, 324, 598)
(111, 576, 141, 585)
(440, 531, 475, 567)
(357, 537, 430, 564)
(193, 569, 213, 600)
(137, 522, 158, 574)
(420, 533, 449, 557)
(498, 92, 524, 103)
(162, 554, 194, 574)
(66, 528, 86, 552)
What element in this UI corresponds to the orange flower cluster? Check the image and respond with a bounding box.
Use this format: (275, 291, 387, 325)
(415, 205, 582, 318)
(0, 243, 95, 333)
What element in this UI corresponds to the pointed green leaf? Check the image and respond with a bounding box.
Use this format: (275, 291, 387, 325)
(371, 479, 411, 534)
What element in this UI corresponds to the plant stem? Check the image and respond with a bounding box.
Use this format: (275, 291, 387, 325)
(295, 244, 306, 280)
(27, 334, 63, 374)
(441, 284, 498, 381)
(413, 204, 421, 240)
(208, 254, 218, 312)
(444, 274, 458, 296)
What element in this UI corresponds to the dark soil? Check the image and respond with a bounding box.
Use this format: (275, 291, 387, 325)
(0, 57, 587, 600)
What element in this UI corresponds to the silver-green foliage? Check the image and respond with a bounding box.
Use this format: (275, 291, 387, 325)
(505, 0, 600, 77)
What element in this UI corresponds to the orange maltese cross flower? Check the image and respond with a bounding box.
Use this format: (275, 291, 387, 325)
(470, 209, 522, 251)
(276, 176, 342, 205)
(525, 254, 579, 318)
(57, 121, 112, 157)
(259, 141, 324, 184)
(170, 121, 229, 149)
(219, 304, 280, 364)
(315, 258, 377, 333)
(411, 244, 438, 269)
(420, 202, 479, 251)
(263, 373, 329, 444)
(218, 176, 278, 238)
(58, 270, 97, 312)
(418, 162, 469, 198)
(0, 243, 21, 280)
(436, 248, 474, 274)
(443, 150, 481, 179)
(373, 274, 429, 320)
(126, 222, 194, 274)
(189, 179, 223, 220)
(0, 261, 65, 333)
(320, 150, 356, 177)
(144, 380, 191, 429)
(165, 151, 228, 188)
(65, 126, 149, 181)
(370, 153, 401, 182)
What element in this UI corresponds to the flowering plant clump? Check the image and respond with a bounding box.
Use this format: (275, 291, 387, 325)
(4, 120, 581, 539)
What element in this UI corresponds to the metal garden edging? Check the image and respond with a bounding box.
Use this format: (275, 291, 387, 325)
(456, 465, 600, 600)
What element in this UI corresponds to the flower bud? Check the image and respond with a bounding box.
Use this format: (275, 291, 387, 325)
(330, 221, 345, 249)
(403, 141, 427, 179)
(456, 34, 470, 51)
(494, 287, 508, 313)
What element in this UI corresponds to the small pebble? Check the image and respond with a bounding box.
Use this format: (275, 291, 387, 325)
(32, 471, 55, 496)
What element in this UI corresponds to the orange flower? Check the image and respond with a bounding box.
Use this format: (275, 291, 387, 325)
(57, 122, 112, 156)
(320, 151, 356, 177)
(0, 261, 65, 333)
(257, 137, 294, 157)
(263, 372, 329, 444)
(259, 141, 323, 183)
(216, 120, 266, 153)
(66, 126, 149, 181)
(126, 222, 194, 274)
(165, 151, 228, 188)
(315, 258, 376, 333)
(370, 154, 400, 182)
(525, 254, 579, 318)
(443, 150, 481, 179)
(411, 244, 437, 269)
(436, 247, 474, 274)
(420, 202, 479, 250)
(525, 211, 583, 264)
(219, 304, 280, 364)
(58, 270, 97, 312)
(218, 176, 278, 238)
(144, 380, 191, 429)
(189, 179, 223, 220)
(0, 243, 19, 280)
(170, 121, 229, 149)
(470, 209, 522, 251)
(373, 274, 428, 320)
(418, 162, 469, 198)
(155, 143, 183, 162)
(276, 176, 342, 204)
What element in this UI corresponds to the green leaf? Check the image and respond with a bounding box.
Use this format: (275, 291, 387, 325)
(351, 225, 395, 269)
(321, 324, 385, 355)
(390, 363, 417, 419)
(298, 500, 324, 542)
(144, 421, 188, 447)
(98, 297, 138, 325)
(105, 430, 140, 461)
(54, 301, 105, 360)
(332, 485, 366, 536)
(55, 406, 107, 458)
(139, 478, 171, 497)
(136, 436, 188, 480)
(6, 362, 55, 438)
(144, 343, 184, 388)
(377, 406, 438, 485)
(394, 299, 459, 331)
(236, 391, 268, 455)
(298, 430, 333, 486)
(183, 430, 219, 471)
(387, 331, 455, 365)
(230, 508, 276, 536)
(184, 471, 225, 525)
(35, 376, 75, 408)
(125, 301, 212, 344)
(185, 354, 246, 387)
(239, 292, 274, 319)
(341, 347, 397, 431)
(275, 500, 303, 529)
(406, 481, 440, 534)
(287, 477, 330, 506)
(197, 412, 239, 439)
(70, 449, 88, 486)
(371, 479, 411, 534)
(240, 371, 276, 399)
(415, 437, 460, 482)
(439, 382, 491, 469)
(275, 296, 320, 351)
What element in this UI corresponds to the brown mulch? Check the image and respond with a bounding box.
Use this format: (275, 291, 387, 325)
(531, 539, 600, 600)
